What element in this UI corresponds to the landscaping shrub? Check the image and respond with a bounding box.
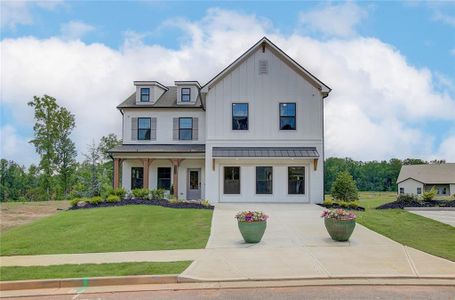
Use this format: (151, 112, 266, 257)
(106, 195, 121, 203)
(169, 197, 179, 204)
(396, 193, 419, 202)
(150, 189, 165, 200)
(89, 196, 103, 205)
(111, 188, 126, 199)
(331, 171, 359, 202)
(132, 188, 150, 199)
(322, 199, 333, 206)
(422, 187, 437, 201)
(200, 199, 210, 207)
(70, 198, 80, 207)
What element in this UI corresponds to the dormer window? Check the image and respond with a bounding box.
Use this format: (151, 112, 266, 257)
(181, 88, 191, 102)
(140, 88, 150, 102)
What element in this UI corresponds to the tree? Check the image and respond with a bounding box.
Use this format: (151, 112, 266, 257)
(84, 141, 102, 197)
(0, 159, 27, 201)
(402, 158, 427, 165)
(331, 171, 359, 202)
(97, 134, 122, 161)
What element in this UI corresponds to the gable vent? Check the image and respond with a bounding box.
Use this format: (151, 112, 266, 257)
(258, 59, 268, 75)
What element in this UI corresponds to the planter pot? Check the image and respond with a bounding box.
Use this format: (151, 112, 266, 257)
(238, 221, 267, 243)
(324, 218, 356, 242)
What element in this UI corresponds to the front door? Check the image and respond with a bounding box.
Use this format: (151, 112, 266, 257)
(187, 168, 201, 200)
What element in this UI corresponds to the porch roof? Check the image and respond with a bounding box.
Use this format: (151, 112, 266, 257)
(109, 144, 205, 154)
(212, 147, 319, 158)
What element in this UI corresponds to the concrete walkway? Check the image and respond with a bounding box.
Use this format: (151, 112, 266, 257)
(180, 204, 455, 281)
(407, 210, 455, 227)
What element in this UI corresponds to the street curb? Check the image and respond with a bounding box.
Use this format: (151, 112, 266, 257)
(0, 274, 178, 291)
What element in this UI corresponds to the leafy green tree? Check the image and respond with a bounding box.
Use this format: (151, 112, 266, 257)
(331, 171, 359, 202)
(84, 141, 102, 197)
(98, 134, 122, 161)
(0, 159, 27, 201)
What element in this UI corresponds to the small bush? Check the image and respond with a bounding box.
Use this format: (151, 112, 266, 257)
(200, 199, 211, 207)
(323, 199, 333, 206)
(150, 189, 165, 200)
(422, 187, 437, 201)
(169, 197, 179, 204)
(349, 201, 359, 208)
(89, 196, 103, 205)
(338, 201, 349, 208)
(397, 193, 419, 202)
(106, 195, 121, 203)
(331, 171, 359, 202)
(132, 188, 149, 199)
(111, 188, 126, 199)
(70, 198, 80, 207)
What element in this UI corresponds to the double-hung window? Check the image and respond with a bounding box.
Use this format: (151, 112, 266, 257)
(181, 88, 191, 102)
(140, 88, 150, 102)
(288, 167, 305, 194)
(232, 103, 248, 130)
(179, 117, 193, 140)
(280, 103, 296, 130)
(256, 167, 273, 194)
(137, 117, 151, 140)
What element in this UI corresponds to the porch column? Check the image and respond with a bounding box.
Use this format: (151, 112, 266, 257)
(113, 158, 120, 189)
(143, 159, 150, 189)
(171, 159, 183, 200)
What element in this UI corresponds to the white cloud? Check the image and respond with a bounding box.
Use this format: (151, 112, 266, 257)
(1, 8, 455, 165)
(60, 21, 95, 40)
(436, 134, 455, 161)
(432, 10, 455, 27)
(0, 0, 64, 29)
(0, 125, 37, 166)
(298, 2, 368, 37)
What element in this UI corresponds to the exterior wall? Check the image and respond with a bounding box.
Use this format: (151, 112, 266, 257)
(122, 108, 206, 144)
(398, 179, 424, 195)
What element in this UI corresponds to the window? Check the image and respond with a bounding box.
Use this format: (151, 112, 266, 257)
(179, 117, 193, 140)
(256, 167, 273, 194)
(137, 118, 151, 140)
(224, 167, 240, 194)
(417, 187, 422, 194)
(232, 103, 248, 130)
(288, 167, 305, 194)
(181, 88, 191, 102)
(280, 103, 296, 130)
(131, 167, 144, 189)
(157, 167, 171, 190)
(399, 187, 404, 194)
(140, 88, 150, 102)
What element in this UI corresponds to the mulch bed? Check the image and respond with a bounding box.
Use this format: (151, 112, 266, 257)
(377, 199, 455, 209)
(317, 203, 365, 211)
(68, 198, 214, 210)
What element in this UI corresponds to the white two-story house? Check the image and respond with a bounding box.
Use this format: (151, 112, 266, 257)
(109, 37, 331, 204)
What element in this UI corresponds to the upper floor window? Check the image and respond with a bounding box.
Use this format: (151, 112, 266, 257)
(181, 88, 191, 102)
(137, 117, 151, 140)
(179, 117, 193, 140)
(280, 103, 296, 130)
(140, 88, 150, 102)
(232, 103, 248, 130)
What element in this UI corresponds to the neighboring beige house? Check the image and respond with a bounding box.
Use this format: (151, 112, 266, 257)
(397, 163, 455, 196)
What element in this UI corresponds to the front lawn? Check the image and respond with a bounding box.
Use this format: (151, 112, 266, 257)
(0, 261, 191, 281)
(0, 205, 212, 256)
(354, 192, 455, 261)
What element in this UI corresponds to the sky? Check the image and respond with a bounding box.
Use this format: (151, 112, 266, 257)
(1, 0, 455, 166)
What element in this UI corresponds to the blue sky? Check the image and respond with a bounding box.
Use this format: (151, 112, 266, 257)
(1, 1, 455, 165)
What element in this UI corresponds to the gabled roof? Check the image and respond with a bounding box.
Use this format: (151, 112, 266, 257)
(117, 86, 204, 109)
(201, 37, 331, 97)
(397, 163, 455, 184)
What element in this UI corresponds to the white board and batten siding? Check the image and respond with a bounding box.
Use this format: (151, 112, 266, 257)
(204, 46, 325, 204)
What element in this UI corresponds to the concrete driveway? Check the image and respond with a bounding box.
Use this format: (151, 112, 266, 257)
(180, 203, 455, 281)
(407, 209, 455, 227)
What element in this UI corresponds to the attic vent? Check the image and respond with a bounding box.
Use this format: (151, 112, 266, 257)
(258, 60, 268, 75)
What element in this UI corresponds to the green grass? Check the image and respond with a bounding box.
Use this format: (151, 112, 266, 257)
(0, 261, 191, 281)
(352, 192, 455, 261)
(0, 205, 212, 256)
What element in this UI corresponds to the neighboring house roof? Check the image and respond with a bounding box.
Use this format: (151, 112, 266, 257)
(109, 144, 205, 154)
(201, 37, 332, 97)
(117, 86, 204, 109)
(397, 163, 455, 184)
(212, 147, 319, 158)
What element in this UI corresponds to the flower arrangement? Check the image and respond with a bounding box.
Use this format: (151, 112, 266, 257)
(321, 208, 356, 220)
(235, 211, 269, 223)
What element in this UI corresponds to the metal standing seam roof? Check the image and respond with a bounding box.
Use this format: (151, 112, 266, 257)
(109, 144, 206, 153)
(212, 147, 319, 158)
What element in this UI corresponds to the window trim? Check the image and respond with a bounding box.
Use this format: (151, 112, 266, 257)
(181, 88, 191, 102)
(137, 117, 151, 140)
(279, 102, 296, 130)
(232, 103, 249, 131)
(256, 166, 273, 195)
(223, 166, 241, 195)
(178, 117, 193, 140)
(288, 166, 305, 195)
(140, 88, 150, 102)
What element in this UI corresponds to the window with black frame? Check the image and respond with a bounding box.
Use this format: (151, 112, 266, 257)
(181, 88, 191, 102)
(232, 103, 248, 130)
(157, 167, 171, 190)
(140, 88, 150, 102)
(131, 167, 144, 189)
(288, 166, 305, 194)
(256, 167, 273, 194)
(280, 103, 296, 130)
(179, 117, 193, 140)
(137, 118, 151, 140)
(224, 167, 240, 194)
